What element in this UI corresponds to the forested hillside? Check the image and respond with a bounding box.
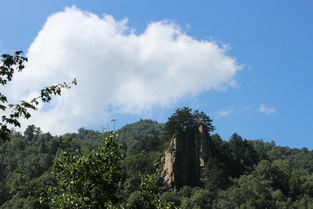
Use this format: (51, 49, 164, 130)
(1, 109, 313, 208)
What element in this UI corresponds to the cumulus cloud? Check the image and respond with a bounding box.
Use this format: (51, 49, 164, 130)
(259, 104, 276, 114)
(7, 6, 241, 134)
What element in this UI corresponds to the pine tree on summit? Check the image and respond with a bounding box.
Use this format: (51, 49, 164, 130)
(165, 107, 214, 137)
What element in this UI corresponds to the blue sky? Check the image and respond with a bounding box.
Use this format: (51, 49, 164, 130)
(1, 0, 313, 148)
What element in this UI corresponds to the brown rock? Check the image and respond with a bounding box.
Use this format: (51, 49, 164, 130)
(162, 123, 211, 190)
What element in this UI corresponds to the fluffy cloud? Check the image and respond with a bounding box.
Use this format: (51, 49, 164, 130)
(259, 104, 276, 114)
(7, 6, 241, 134)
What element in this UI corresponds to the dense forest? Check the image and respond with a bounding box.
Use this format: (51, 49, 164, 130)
(1, 108, 313, 208)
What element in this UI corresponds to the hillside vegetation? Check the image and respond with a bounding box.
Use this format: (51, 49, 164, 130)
(1, 109, 313, 208)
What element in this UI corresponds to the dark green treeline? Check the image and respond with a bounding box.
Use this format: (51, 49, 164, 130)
(1, 109, 313, 208)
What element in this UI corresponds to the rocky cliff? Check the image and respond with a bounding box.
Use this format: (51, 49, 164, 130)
(161, 123, 211, 190)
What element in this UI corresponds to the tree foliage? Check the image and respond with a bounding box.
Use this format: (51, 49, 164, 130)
(40, 132, 123, 209)
(1, 110, 313, 208)
(165, 107, 214, 137)
(0, 51, 77, 142)
(128, 174, 175, 209)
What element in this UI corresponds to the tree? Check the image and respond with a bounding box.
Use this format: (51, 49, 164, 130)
(165, 107, 214, 137)
(214, 174, 288, 209)
(180, 188, 214, 209)
(40, 132, 173, 209)
(253, 160, 290, 195)
(127, 174, 175, 209)
(202, 157, 229, 191)
(0, 51, 77, 142)
(228, 133, 259, 177)
(39, 132, 124, 209)
(24, 124, 42, 140)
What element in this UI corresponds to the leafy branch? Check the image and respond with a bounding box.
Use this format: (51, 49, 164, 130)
(0, 51, 77, 142)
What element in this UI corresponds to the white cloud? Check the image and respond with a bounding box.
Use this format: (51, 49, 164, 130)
(6, 6, 241, 134)
(214, 109, 233, 118)
(218, 109, 233, 117)
(259, 104, 276, 114)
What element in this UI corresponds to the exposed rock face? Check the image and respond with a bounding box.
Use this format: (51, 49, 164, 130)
(162, 123, 211, 190)
(163, 138, 176, 186)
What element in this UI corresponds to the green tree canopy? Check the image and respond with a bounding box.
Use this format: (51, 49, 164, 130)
(165, 107, 214, 137)
(40, 132, 124, 209)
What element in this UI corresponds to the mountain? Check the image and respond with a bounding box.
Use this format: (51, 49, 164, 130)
(1, 116, 313, 208)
